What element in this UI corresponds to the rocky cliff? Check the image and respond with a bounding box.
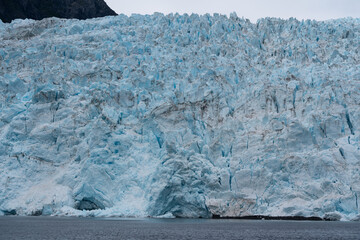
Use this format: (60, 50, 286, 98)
(0, 0, 116, 23)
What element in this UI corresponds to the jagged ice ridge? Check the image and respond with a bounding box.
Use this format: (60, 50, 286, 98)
(0, 14, 359, 220)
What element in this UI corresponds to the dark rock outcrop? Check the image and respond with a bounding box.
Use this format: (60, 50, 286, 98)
(0, 0, 117, 23)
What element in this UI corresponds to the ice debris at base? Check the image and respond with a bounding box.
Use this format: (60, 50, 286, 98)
(0, 14, 359, 220)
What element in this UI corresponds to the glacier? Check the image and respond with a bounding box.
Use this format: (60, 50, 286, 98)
(0, 14, 359, 220)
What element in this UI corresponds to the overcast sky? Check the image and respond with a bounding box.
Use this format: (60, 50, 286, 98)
(105, 0, 360, 22)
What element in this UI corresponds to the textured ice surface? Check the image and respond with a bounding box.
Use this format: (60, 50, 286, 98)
(0, 14, 359, 220)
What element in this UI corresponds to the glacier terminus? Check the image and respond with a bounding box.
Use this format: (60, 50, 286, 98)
(0, 14, 359, 221)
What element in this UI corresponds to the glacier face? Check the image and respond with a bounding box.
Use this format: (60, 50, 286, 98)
(0, 14, 359, 220)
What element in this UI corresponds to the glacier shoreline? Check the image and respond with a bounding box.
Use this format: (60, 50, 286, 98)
(0, 14, 359, 221)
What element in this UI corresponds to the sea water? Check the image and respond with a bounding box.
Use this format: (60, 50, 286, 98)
(0, 217, 359, 240)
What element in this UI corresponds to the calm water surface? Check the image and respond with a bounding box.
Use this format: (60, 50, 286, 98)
(0, 216, 359, 240)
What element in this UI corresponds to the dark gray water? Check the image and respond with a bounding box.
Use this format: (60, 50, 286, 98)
(0, 217, 359, 240)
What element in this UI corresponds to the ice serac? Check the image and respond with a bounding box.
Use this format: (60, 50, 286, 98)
(0, 14, 359, 220)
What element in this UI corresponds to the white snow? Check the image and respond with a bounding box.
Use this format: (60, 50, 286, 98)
(0, 14, 359, 220)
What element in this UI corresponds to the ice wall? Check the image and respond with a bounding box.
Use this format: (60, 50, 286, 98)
(0, 14, 359, 220)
